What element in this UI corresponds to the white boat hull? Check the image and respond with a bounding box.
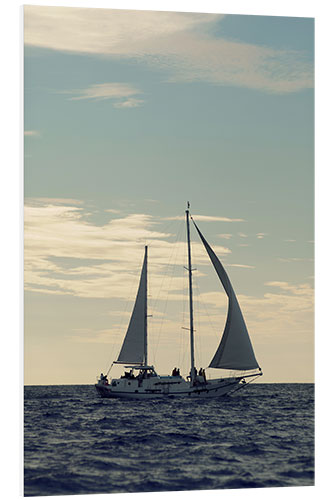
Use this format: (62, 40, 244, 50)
(95, 375, 243, 399)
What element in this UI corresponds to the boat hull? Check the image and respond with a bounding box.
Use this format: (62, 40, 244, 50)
(95, 377, 242, 399)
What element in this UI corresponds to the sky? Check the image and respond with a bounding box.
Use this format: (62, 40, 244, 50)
(23, 4, 314, 385)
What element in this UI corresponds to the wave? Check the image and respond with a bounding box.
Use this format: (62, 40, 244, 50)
(24, 384, 314, 496)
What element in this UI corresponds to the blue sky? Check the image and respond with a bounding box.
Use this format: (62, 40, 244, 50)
(24, 5, 314, 384)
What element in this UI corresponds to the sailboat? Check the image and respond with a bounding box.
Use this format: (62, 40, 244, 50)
(95, 204, 262, 399)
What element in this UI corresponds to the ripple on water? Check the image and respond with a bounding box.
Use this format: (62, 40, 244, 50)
(24, 384, 314, 496)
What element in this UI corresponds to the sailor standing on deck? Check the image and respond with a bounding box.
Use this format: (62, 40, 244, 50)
(99, 373, 108, 385)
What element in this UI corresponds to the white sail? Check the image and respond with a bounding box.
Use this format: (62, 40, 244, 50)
(116, 246, 147, 365)
(193, 221, 259, 371)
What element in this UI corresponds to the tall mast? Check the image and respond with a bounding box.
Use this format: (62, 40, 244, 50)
(144, 245, 148, 366)
(185, 202, 196, 382)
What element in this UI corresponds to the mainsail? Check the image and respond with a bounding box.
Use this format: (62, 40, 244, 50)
(193, 221, 259, 371)
(116, 246, 147, 365)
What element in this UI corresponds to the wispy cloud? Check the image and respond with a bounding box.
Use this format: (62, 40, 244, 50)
(69, 328, 124, 345)
(264, 281, 312, 294)
(218, 233, 232, 239)
(256, 233, 267, 239)
(24, 130, 40, 136)
(24, 199, 232, 299)
(238, 282, 314, 347)
(199, 280, 314, 341)
(28, 197, 83, 206)
(169, 215, 245, 222)
(24, 6, 313, 94)
(24, 7, 213, 55)
(24, 198, 314, 380)
(113, 98, 144, 108)
(278, 257, 313, 263)
(63, 83, 144, 108)
(104, 208, 121, 214)
(24, 197, 313, 362)
(229, 263, 254, 269)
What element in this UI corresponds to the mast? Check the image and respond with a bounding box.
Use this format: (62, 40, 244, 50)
(144, 245, 148, 366)
(185, 202, 196, 382)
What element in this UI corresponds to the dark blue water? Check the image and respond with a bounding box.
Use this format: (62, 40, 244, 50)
(24, 383, 314, 496)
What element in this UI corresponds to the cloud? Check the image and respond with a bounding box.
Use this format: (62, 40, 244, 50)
(244, 282, 314, 324)
(63, 82, 144, 108)
(24, 199, 232, 299)
(113, 98, 144, 108)
(69, 328, 124, 345)
(198, 280, 314, 342)
(24, 6, 313, 94)
(24, 198, 313, 362)
(24, 199, 313, 381)
(228, 263, 254, 269)
(168, 215, 245, 222)
(218, 233, 232, 239)
(235, 283, 314, 365)
(24, 130, 40, 136)
(256, 233, 267, 239)
(24, 7, 215, 54)
(195, 215, 245, 222)
(277, 257, 313, 263)
(265, 281, 312, 294)
(28, 197, 83, 206)
(104, 208, 121, 214)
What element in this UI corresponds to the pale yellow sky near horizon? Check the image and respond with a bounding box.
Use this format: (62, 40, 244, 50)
(24, 6, 314, 385)
(24, 199, 314, 385)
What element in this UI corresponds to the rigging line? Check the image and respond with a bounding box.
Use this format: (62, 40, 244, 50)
(189, 234, 211, 371)
(193, 270, 225, 349)
(226, 374, 262, 396)
(106, 363, 113, 378)
(151, 221, 184, 366)
(192, 275, 203, 369)
(149, 215, 184, 314)
(191, 224, 204, 369)
(143, 214, 180, 250)
(105, 255, 144, 374)
(149, 218, 185, 364)
(178, 231, 189, 371)
(135, 211, 181, 339)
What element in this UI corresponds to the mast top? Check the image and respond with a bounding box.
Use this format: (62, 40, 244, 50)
(187, 201, 190, 210)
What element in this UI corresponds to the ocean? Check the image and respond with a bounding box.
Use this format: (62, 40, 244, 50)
(24, 383, 314, 496)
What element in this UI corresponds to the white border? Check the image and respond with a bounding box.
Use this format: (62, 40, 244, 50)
(1, 1, 331, 500)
